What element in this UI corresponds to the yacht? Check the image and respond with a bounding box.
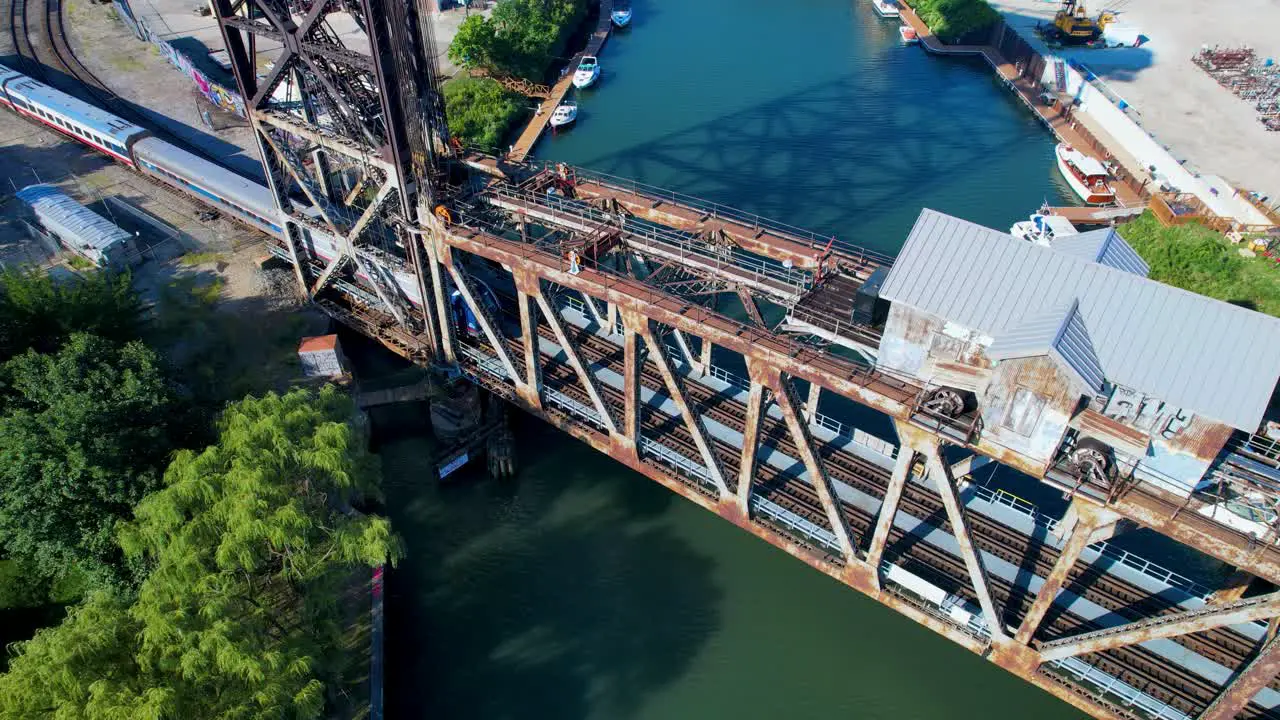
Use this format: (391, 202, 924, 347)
(550, 101, 578, 130)
(872, 0, 901, 18)
(573, 56, 600, 89)
(1010, 211, 1079, 246)
(611, 6, 632, 27)
(1055, 143, 1116, 204)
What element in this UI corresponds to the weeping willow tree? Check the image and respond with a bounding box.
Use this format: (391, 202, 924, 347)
(0, 387, 402, 719)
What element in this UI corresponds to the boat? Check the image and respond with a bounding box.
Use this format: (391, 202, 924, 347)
(611, 6, 632, 27)
(872, 0, 900, 18)
(1010, 211, 1079, 246)
(572, 56, 600, 89)
(898, 24, 918, 43)
(1055, 143, 1116, 204)
(549, 101, 578, 130)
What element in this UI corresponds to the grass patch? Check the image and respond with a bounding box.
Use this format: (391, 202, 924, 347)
(65, 254, 95, 271)
(108, 53, 145, 73)
(1119, 211, 1280, 317)
(179, 251, 227, 267)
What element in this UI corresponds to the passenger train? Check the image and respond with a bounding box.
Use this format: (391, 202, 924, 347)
(0, 63, 484, 324)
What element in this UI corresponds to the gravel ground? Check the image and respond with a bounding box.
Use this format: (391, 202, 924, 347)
(63, 0, 264, 180)
(987, 0, 1280, 204)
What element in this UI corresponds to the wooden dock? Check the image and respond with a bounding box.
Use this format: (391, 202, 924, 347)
(1044, 205, 1145, 225)
(897, 3, 1143, 208)
(507, 0, 615, 162)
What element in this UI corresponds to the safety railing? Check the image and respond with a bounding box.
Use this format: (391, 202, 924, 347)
(524, 159, 898, 266)
(479, 184, 814, 298)
(639, 436, 717, 492)
(751, 495, 843, 556)
(1042, 657, 1192, 720)
(544, 387, 608, 431)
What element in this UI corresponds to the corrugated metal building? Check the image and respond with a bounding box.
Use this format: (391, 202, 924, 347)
(875, 209, 1280, 490)
(16, 185, 138, 268)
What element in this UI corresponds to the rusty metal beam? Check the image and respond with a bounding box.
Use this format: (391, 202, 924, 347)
(536, 291, 617, 435)
(804, 382, 821, 423)
(950, 454, 992, 484)
(620, 324, 641, 453)
(672, 329, 704, 375)
(629, 312, 728, 498)
(1207, 569, 1254, 605)
(923, 446, 1007, 640)
(445, 261, 520, 385)
(1015, 503, 1119, 646)
(1039, 590, 1280, 662)
(760, 363, 857, 562)
(515, 289, 542, 408)
(1199, 633, 1280, 719)
(737, 380, 766, 515)
(425, 238, 456, 363)
(309, 253, 348, 298)
(865, 446, 916, 585)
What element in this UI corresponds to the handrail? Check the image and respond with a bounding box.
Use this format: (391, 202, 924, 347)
(524, 159, 898, 265)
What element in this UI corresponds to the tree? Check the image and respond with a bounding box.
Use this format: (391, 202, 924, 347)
(446, 0, 588, 80)
(0, 334, 175, 585)
(0, 388, 402, 719)
(444, 76, 526, 150)
(448, 14, 500, 71)
(0, 268, 142, 361)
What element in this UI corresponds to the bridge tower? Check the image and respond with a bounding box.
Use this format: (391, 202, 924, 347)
(210, 0, 448, 359)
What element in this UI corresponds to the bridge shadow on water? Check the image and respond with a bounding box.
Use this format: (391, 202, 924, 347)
(381, 415, 722, 720)
(568, 69, 1064, 249)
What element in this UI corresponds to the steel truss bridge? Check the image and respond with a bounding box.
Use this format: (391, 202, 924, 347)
(210, 0, 1280, 716)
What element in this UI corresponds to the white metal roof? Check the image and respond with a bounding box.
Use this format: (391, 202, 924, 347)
(880, 209, 1280, 431)
(16, 184, 130, 258)
(988, 299, 1105, 392)
(3, 76, 146, 146)
(1051, 227, 1150, 277)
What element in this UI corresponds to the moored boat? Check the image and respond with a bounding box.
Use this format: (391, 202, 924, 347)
(550, 101, 578, 129)
(1010, 211, 1078, 246)
(611, 6, 632, 27)
(872, 0, 900, 18)
(573, 56, 600, 89)
(1054, 143, 1115, 204)
(898, 24, 918, 43)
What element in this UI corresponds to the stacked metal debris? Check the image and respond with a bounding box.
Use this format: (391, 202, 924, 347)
(1193, 46, 1280, 131)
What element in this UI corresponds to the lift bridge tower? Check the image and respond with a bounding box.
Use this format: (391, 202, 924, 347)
(211, 0, 450, 358)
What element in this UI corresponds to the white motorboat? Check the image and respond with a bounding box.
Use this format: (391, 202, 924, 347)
(1010, 212, 1079, 246)
(1055, 143, 1116, 205)
(611, 7, 632, 27)
(549, 101, 578, 129)
(573, 56, 600, 89)
(872, 0, 900, 18)
(898, 24, 918, 43)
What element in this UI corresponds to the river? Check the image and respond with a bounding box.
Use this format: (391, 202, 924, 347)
(382, 0, 1092, 717)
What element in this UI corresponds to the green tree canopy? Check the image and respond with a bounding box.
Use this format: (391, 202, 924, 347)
(0, 387, 402, 719)
(447, 0, 587, 80)
(0, 268, 142, 361)
(0, 334, 175, 585)
(911, 0, 999, 43)
(444, 76, 526, 150)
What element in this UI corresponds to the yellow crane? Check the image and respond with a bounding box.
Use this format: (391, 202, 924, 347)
(1047, 0, 1115, 45)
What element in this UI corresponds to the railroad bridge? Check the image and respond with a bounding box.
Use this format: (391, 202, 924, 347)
(209, 0, 1280, 716)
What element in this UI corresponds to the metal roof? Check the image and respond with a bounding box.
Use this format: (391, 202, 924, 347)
(1051, 227, 1149, 277)
(988, 299, 1105, 392)
(16, 184, 130, 260)
(879, 209, 1280, 431)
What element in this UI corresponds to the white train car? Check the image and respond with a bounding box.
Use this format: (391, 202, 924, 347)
(131, 137, 282, 234)
(0, 68, 147, 165)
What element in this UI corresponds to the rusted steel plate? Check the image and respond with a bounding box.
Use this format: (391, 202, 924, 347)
(1071, 408, 1150, 458)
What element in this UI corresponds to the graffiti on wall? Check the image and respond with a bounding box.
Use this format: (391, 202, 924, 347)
(114, 0, 247, 118)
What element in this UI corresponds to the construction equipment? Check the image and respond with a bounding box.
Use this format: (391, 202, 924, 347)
(1044, 0, 1114, 45)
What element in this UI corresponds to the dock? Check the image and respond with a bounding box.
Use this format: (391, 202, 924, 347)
(507, 0, 614, 162)
(1044, 204, 1145, 225)
(897, 2, 1143, 208)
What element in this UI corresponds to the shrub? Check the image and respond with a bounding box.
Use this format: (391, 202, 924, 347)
(909, 0, 999, 44)
(444, 76, 526, 151)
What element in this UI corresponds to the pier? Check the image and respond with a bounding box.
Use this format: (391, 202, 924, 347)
(507, 0, 614, 162)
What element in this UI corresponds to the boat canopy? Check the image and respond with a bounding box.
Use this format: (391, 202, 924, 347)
(1062, 147, 1107, 177)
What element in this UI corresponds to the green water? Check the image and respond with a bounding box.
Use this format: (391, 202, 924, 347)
(381, 1, 1089, 717)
